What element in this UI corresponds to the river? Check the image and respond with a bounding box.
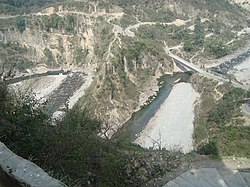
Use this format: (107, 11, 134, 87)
(116, 72, 196, 151)
(134, 82, 199, 153)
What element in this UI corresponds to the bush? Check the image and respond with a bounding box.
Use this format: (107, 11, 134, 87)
(0, 0, 64, 14)
(208, 88, 247, 125)
(184, 42, 195, 52)
(206, 39, 230, 58)
(197, 140, 218, 156)
(44, 14, 64, 31)
(15, 16, 25, 33)
(0, 88, 135, 186)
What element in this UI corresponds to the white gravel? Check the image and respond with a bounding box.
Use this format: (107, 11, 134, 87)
(67, 71, 93, 109)
(134, 82, 200, 153)
(15, 74, 67, 101)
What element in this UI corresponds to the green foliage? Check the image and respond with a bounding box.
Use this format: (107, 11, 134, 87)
(207, 20, 221, 34)
(42, 14, 76, 33)
(143, 7, 176, 22)
(15, 16, 26, 33)
(93, 22, 113, 58)
(0, 87, 48, 155)
(0, 88, 139, 186)
(0, 18, 15, 30)
(0, 42, 33, 73)
(206, 38, 230, 58)
(173, 28, 189, 41)
(65, 15, 75, 33)
(138, 24, 179, 46)
(138, 26, 155, 39)
(184, 42, 195, 52)
(0, 0, 64, 14)
(0, 82, 8, 104)
(194, 16, 204, 36)
(123, 41, 145, 63)
(119, 14, 137, 28)
(43, 14, 64, 32)
(43, 48, 56, 66)
(215, 125, 250, 157)
(192, 75, 250, 157)
(73, 47, 89, 64)
(203, 0, 243, 12)
(114, 0, 137, 7)
(208, 88, 247, 125)
(197, 140, 218, 156)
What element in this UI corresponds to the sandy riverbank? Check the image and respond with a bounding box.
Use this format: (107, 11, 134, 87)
(134, 82, 200, 153)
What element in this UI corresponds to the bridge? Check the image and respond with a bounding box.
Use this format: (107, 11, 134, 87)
(164, 47, 249, 91)
(165, 48, 206, 73)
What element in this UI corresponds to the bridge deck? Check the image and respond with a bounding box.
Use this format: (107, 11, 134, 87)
(164, 47, 249, 91)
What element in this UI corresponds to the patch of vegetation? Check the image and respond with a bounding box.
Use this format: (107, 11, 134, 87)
(0, 0, 64, 14)
(0, 84, 127, 186)
(208, 88, 248, 125)
(183, 42, 195, 52)
(42, 14, 76, 33)
(43, 14, 64, 32)
(119, 14, 137, 28)
(205, 38, 230, 58)
(93, 20, 113, 59)
(0, 82, 180, 186)
(65, 14, 75, 33)
(15, 16, 26, 33)
(0, 42, 34, 75)
(73, 47, 89, 64)
(192, 75, 250, 157)
(142, 7, 176, 22)
(197, 140, 219, 156)
(0, 18, 16, 30)
(43, 48, 56, 67)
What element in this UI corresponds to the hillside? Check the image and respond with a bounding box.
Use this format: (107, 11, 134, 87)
(1, 0, 250, 137)
(1, 0, 250, 186)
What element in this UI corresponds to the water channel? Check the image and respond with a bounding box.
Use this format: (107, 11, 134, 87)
(117, 72, 192, 141)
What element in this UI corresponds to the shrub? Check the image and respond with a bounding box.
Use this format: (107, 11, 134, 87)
(197, 140, 218, 156)
(15, 16, 25, 33)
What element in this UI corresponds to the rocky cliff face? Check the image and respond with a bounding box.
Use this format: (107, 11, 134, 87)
(0, 0, 249, 136)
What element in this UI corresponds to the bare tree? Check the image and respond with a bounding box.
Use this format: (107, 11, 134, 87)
(147, 131, 165, 150)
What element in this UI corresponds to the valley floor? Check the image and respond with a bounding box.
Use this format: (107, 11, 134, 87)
(134, 82, 200, 153)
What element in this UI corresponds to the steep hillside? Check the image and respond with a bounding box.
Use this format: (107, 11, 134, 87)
(0, 0, 250, 136)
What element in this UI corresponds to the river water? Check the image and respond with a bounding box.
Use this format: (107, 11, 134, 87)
(118, 72, 192, 141)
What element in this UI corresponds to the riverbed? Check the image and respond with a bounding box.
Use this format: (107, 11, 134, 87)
(121, 73, 191, 141)
(8, 68, 93, 116)
(134, 82, 199, 153)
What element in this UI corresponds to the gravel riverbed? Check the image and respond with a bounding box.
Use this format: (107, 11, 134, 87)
(134, 82, 199, 153)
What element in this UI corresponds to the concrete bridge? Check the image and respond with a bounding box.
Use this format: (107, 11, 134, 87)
(164, 47, 249, 91)
(165, 48, 206, 73)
